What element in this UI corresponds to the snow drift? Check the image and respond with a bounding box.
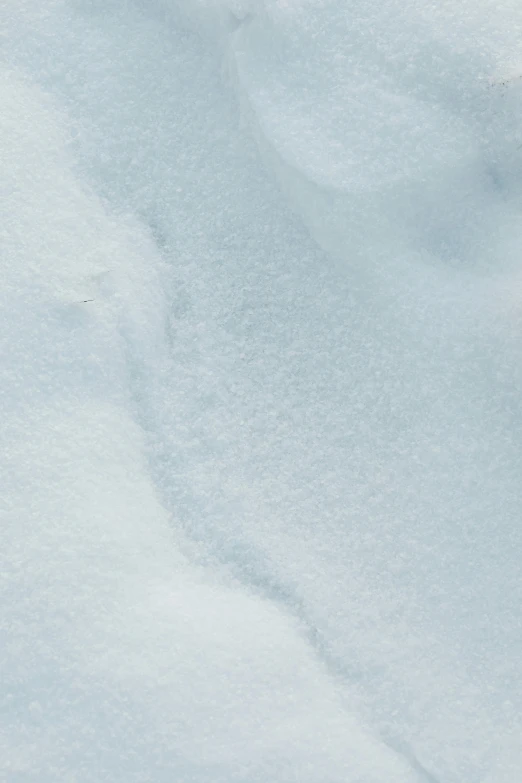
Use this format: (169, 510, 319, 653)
(2, 1, 522, 781)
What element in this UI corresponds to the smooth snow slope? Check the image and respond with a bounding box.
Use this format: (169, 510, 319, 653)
(2, 1, 522, 781)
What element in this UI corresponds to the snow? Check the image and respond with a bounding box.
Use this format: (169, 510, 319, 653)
(2, 1, 522, 781)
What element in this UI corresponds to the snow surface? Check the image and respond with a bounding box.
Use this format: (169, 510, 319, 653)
(2, 1, 522, 781)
